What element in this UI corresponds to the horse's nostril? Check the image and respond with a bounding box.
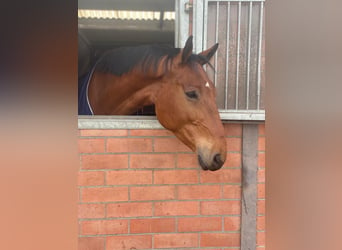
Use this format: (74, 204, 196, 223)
(213, 154, 223, 165)
(198, 155, 209, 171)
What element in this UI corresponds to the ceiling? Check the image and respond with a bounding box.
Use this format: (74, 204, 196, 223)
(78, 0, 175, 50)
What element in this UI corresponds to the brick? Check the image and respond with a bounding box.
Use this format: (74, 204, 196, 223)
(80, 219, 128, 235)
(80, 129, 128, 137)
(154, 201, 199, 216)
(78, 237, 104, 250)
(258, 168, 265, 182)
(201, 200, 241, 215)
(130, 186, 175, 201)
(224, 217, 241, 231)
(257, 215, 265, 231)
(130, 218, 175, 233)
(78, 204, 105, 219)
(107, 202, 152, 218)
(259, 124, 265, 136)
(224, 123, 242, 137)
(154, 138, 191, 152)
(226, 137, 242, 152)
(106, 235, 152, 250)
(177, 185, 221, 200)
(106, 170, 152, 185)
(154, 233, 198, 248)
(81, 187, 128, 202)
(78, 171, 105, 186)
(201, 233, 240, 247)
(257, 231, 266, 246)
(107, 138, 152, 152)
(177, 154, 198, 168)
(178, 217, 221, 232)
(154, 170, 198, 184)
(129, 129, 173, 136)
(258, 183, 265, 198)
(258, 137, 265, 151)
(200, 169, 241, 184)
(81, 154, 128, 170)
(224, 152, 241, 168)
(222, 185, 241, 199)
(258, 152, 265, 167)
(78, 138, 105, 153)
(130, 154, 175, 169)
(258, 200, 265, 214)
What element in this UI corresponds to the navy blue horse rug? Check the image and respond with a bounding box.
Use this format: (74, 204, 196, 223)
(78, 70, 94, 115)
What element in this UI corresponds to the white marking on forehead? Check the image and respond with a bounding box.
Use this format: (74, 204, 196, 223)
(205, 82, 210, 88)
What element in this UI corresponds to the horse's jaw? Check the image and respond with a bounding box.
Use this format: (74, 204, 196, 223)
(160, 123, 226, 171)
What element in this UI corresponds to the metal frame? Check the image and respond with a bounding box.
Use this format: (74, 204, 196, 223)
(175, 0, 190, 47)
(193, 0, 265, 121)
(78, 112, 264, 130)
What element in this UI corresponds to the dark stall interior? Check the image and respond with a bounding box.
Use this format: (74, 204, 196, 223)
(78, 0, 175, 77)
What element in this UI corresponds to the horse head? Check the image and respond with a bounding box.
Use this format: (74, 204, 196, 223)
(155, 36, 226, 171)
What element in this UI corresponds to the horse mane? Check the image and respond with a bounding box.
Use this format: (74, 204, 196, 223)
(94, 44, 210, 76)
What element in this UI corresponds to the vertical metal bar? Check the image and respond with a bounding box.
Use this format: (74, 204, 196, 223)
(257, 2, 264, 110)
(194, 0, 204, 53)
(175, 0, 190, 48)
(203, 0, 208, 52)
(214, 1, 219, 87)
(225, 1, 231, 109)
(175, 0, 179, 47)
(235, 1, 241, 109)
(246, 2, 253, 109)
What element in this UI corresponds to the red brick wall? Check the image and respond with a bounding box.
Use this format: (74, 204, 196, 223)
(78, 123, 265, 250)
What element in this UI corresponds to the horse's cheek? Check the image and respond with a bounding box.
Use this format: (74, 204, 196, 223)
(155, 99, 183, 132)
(155, 99, 176, 131)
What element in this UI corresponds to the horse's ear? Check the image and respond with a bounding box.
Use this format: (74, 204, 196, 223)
(181, 36, 193, 63)
(198, 43, 219, 65)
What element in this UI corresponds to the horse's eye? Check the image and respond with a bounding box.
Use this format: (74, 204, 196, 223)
(185, 90, 198, 100)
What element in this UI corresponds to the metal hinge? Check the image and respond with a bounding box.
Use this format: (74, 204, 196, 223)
(184, 2, 193, 13)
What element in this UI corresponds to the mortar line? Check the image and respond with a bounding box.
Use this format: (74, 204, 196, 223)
(79, 214, 241, 222)
(79, 230, 241, 237)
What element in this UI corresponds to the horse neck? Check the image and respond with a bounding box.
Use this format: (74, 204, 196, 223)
(91, 70, 163, 115)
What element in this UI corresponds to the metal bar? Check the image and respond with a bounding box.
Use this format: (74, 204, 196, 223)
(219, 109, 265, 121)
(257, 2, 264, 110)
(235, 1, 241, 109)
(203, 0, 208, 52)
(225, 2, 231, 109)
(214, 1, 219, 87)
(175, 0, 190, 47)
(194, 0, 204, 53)
(246, 1, 253, 109)
(241, 124, 259, 250)
(175, 0, 179, 47)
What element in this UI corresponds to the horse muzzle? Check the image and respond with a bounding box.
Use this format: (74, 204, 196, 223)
(197, 151, 226, 171)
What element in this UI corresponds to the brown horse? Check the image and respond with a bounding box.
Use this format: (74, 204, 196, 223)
(79, 36, 226, 171)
